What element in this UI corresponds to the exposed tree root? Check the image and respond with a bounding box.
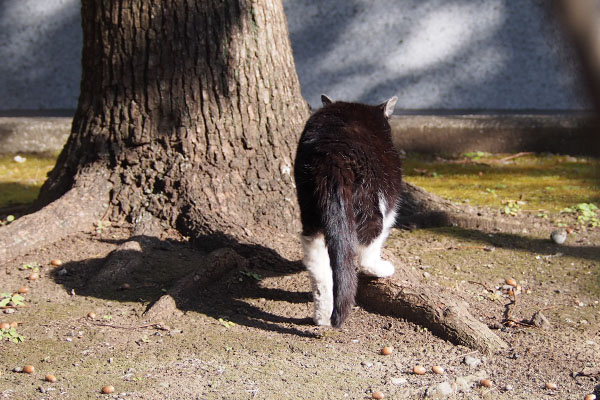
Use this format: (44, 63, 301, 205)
(357, 275, 508, 353)
(0, 173, 111, 264)
(144, 248, 249, 321)
(86, 212, 165, 292)
(398, 181, 526, 233)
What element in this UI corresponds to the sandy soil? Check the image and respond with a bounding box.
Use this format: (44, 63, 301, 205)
(1, 212, 598, 399)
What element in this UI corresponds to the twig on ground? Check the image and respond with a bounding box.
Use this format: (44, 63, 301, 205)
(492, 152, 534, 163)
(89, 321, 166, 330)
(468, 280, 495, 293)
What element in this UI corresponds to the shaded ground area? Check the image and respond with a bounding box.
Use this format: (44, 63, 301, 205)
(0, 210, 598, 399)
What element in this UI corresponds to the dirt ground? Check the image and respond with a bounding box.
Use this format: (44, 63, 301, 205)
(1, 209, 599, 399)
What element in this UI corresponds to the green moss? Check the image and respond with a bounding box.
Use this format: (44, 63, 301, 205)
(404, 153, 600, 213)
(0, 153, 58, 207)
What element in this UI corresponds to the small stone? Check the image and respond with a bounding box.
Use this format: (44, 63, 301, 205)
(545, 382, 557, 390)
(531, 311, 550, 329)
(13, 366, 23, 373)
(50, 259, 63, 266)
(423, 271, 431, 279)
(425, 381, 453, 398)
(550, 229, 567, 244)
(463, 356, 481, 368)
(4, 308, 15, 314)
(361, 361, 373, 368)
(584, 394, 596, 400)
(390, 377, 407, 386)
(504, 384, 513, 391)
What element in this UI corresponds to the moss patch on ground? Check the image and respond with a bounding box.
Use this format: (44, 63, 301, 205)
(0, 153, 58, 207)
(404, 152, 599, 214)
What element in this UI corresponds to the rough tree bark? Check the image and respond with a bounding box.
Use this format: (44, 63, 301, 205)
(0, 0, 506, 352)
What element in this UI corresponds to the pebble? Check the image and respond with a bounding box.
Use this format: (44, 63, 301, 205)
(545, 382, 557, 390)
(463, 356, 481, 368)
(584, 394, 596, 400)
(531, 311, 550, 329)
(50, 259, 63, 266)
(372, 391, 384, 399)
(425, 381, 454, 398)
(550, 229, 567, 244)
(381, 346, 393, 355)
(390, 377, 407, 386)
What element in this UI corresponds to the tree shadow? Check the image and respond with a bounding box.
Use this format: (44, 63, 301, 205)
(431, 226, 600, 263)
(50, 233, 320, 338)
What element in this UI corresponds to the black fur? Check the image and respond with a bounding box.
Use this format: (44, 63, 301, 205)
(294, 97, 403, 327)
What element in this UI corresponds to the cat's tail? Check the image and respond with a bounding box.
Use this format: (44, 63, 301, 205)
(322, 182, 357, 328)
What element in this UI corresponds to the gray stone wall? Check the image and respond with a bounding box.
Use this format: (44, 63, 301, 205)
(0, 0, 592, 112)
(0, 0, 81, 111)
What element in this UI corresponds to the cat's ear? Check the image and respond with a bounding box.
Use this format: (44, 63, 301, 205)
(380, 96, 398, 118)
(321, 94, 334, 106)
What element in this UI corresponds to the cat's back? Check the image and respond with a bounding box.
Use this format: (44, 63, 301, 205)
(300, 101, 391, 149)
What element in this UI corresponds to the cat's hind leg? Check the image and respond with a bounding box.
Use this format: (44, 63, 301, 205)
(358, 202, 397, 278)
(301, 234, 333, 326)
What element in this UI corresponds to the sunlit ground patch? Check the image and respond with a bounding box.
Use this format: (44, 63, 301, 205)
(404, 152, 600, 214)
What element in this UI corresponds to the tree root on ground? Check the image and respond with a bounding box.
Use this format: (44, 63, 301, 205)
(144, 247, 249, 321)
(357, 275, 508, 353)
(398, 182, 526, 233)
(0, 174, 111, 264)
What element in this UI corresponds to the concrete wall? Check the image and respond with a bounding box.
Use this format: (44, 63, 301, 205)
(0, 0, 592, 112)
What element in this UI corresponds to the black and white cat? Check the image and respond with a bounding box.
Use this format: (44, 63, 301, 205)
(294, 95, 403, 328)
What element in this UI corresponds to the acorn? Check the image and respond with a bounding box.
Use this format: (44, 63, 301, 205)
(480, 379, 492, 388)
(432, 365, 444, 374)
(101, 385, 115, 394)
(413, 365, 426, 375)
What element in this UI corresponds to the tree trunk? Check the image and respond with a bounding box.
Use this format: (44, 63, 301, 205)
(35, 0, 308, 253)
(0, 0, 506, 352)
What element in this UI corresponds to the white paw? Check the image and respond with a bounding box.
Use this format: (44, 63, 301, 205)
(360, 260, 395, 278)
(313, 314, 332, 326)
